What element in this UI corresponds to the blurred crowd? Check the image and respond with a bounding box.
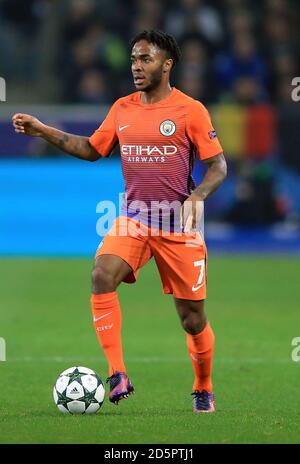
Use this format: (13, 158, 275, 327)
(0, 0, 299, 104)
(1, 0, 299, 226)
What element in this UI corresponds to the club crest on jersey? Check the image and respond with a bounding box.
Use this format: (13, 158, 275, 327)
(160, 120, 176, 136)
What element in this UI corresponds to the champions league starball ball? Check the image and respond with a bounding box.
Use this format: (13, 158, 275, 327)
(53, 366, 105, 414)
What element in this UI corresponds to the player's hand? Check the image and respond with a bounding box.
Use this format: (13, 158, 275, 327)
(12, 113, 46, 137)
(180, 192, 204, 233)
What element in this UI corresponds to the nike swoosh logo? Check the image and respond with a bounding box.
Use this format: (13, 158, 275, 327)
(192, 283, 205, 292)
(93, 311, 112, 322)
(119, 124, 130, 132)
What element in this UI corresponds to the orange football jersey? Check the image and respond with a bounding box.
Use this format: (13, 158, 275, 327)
(89, 87, 223, 228)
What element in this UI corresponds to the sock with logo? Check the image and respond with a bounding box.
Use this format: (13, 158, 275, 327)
(186, 322, 215, 393)
(91, 292, 126, 376)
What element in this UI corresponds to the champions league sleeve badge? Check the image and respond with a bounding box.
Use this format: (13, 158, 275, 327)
(208, 130, 217, 139)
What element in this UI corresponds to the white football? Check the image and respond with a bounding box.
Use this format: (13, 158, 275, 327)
(53, 366, 105, 414)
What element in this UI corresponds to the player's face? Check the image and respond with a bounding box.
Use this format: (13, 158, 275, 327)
(131, 40, 171, 92)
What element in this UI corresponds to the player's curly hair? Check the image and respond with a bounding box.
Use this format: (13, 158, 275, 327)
(130, 30, 182, 69)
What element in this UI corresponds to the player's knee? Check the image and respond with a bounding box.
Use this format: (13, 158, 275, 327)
(181, 313, 206, 335)
(91, 266, 118, 293)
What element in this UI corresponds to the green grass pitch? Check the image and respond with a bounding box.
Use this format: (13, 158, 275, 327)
(0, 256, 299, 444)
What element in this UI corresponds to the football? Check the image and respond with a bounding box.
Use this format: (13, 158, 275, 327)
(53, 366, 105, 414)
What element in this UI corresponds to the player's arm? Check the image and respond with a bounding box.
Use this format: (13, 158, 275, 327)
(193, 152, 227, 201)
(182, 102, 227, 232)
(181, 153, 227, 231)
(12, 113, 100, 161)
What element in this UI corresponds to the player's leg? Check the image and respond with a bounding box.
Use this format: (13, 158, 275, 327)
(174, 297, 215, 413)
(91, 254, 135, 403)
(91, 254, 132, 374)
(91, 216, 152, 404)
(92, 254, 132, 293)
(151, 232, 215, 412)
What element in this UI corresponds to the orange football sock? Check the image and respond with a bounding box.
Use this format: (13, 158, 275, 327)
(186, 322, 215, 393)
(91, 292, 126, 376)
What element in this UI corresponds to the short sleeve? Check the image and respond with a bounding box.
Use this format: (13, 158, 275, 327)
(89, 101, 119, 157)
(186, 101, 223, 160)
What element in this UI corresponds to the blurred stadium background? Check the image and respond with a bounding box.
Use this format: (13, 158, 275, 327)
(1, 0, 300, 255)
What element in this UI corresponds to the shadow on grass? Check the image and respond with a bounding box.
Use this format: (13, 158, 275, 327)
(3, 407, 194, 419)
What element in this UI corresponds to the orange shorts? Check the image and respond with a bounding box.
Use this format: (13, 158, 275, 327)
(95, 216, 207, 300)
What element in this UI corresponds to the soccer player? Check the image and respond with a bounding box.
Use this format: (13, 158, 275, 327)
(12, 30, 227, 413)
